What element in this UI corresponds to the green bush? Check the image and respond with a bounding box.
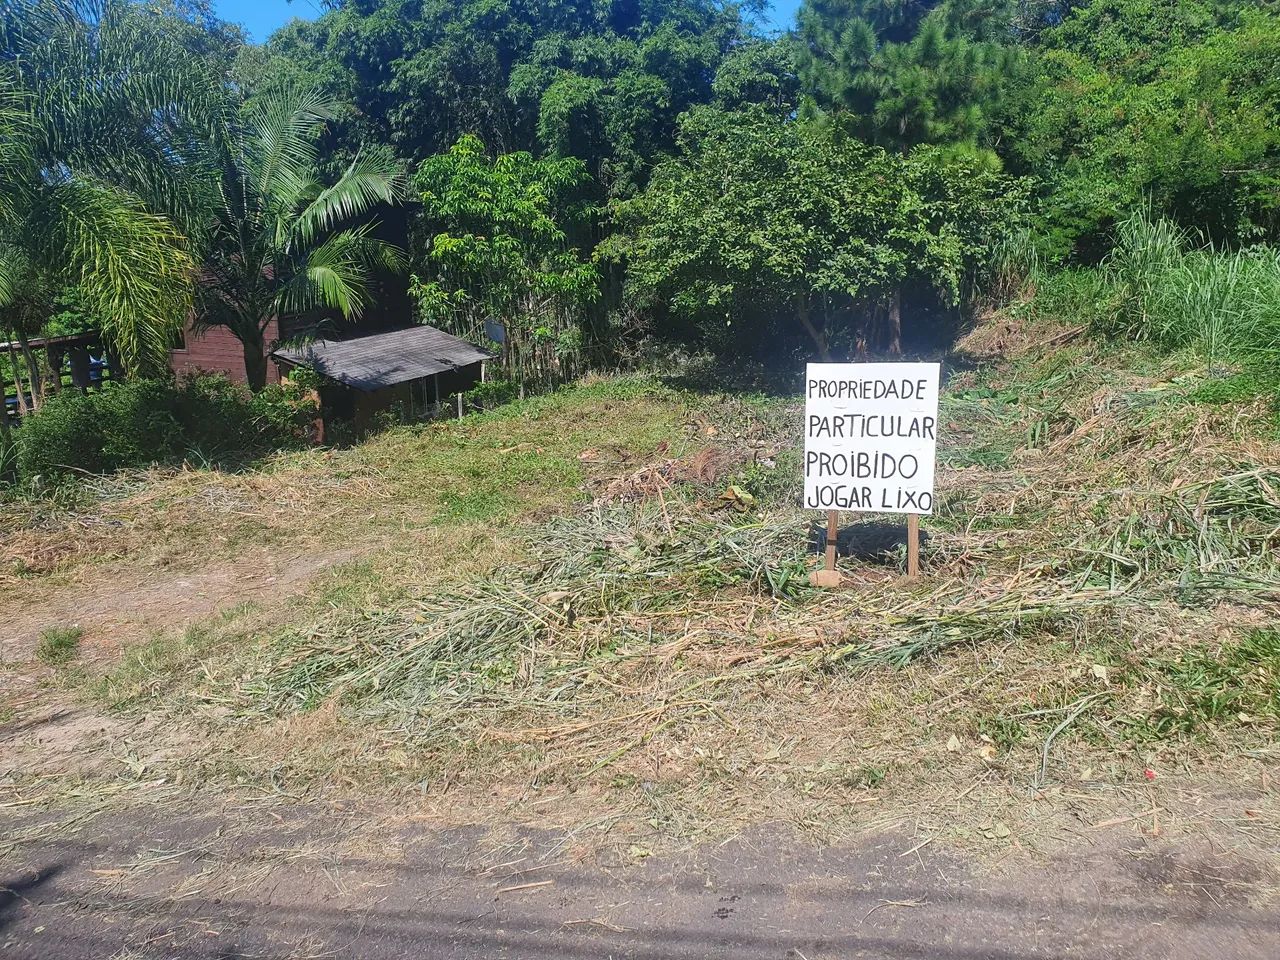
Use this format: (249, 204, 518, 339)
(16, 381, 181, 479)
(465, 377, 519, 411)
(171, 376, 318, 463)
(12, 375, 316, 485)
(250, 381, 321, 443)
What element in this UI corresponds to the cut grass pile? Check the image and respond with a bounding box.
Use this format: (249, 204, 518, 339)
(234, 462, 1277, 758)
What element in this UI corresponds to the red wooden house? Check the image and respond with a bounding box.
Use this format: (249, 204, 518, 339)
(170, 318, 282, 386)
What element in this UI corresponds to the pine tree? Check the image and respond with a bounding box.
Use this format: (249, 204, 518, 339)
(793, 0, 1025, 156)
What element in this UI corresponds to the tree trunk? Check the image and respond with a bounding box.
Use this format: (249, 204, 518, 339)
(242, 332, 268, 392)
(6, 335, 29, 417)
(46, 345, 63, 395)
(855, 306, 872, 356)
(886, 288, 903, 356)
(16, 328, 43, 411)
(796, 294, 831, 361)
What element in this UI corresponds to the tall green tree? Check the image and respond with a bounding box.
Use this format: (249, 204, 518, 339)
(1008, 0, 1280, 256)
(711, 38, 800, 115)
(263, 0, 750, 196)
(615, 106, 1023, 357)
(0, 0, 212, 377)
(196, 90, 408, 391)
(793, 0, 1024, 157)
(412, 135, 600, 390)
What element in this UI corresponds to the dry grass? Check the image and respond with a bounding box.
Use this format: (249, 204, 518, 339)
(3, 328, 1279, 859)
(0, 380, 691, 587)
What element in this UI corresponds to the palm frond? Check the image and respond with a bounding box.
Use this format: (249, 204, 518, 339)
(275, 232, 369, 319)
(364, 235, 409, 275)
(289, 148, 408, 251)
(6, 0, 228, 228)
(272, 224, 405, 320)
(0, 242, 33, 309)
(244, 89, 339, 215)
(0, 78, 38, 230)
(41, 179, 194, 374)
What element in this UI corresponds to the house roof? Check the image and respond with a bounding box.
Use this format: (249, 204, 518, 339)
(271, 325, 494, 392)
(0, 332, 100, 351)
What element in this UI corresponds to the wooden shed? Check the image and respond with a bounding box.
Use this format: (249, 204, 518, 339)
(4, 331, 112, 427)
(270, 325, 494, 432)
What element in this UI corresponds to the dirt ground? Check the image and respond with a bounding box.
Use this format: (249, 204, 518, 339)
(3, 797, 1278, 960)
(3, 658, 1279, 959)
(0, 546, 361, 662)
(6, 549, 1277, 960)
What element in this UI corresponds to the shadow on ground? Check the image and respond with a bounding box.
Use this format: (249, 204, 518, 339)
(2, 801, 1277, 960)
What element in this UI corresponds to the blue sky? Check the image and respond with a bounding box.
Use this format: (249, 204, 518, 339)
(212, 0, 802, 43)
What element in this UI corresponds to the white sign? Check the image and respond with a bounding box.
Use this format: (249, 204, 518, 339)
(803, 362, 941, 515)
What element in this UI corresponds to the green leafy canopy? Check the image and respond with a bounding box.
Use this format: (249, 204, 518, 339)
(411, 135, 600, 389)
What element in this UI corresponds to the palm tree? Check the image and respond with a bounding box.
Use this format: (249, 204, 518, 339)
(196, 90, 408, 391)
(0, 244, 52, 414)
(0, 0, 215, 376)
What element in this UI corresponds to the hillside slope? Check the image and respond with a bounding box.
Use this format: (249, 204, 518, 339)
(2, 316, 1278, 863)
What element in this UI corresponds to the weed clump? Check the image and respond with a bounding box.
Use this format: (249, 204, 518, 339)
(1124, 629, 1280, 741)
(36, 625, 82, 666)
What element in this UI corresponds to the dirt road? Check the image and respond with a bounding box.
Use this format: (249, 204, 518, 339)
(3, 799, 1277, 959)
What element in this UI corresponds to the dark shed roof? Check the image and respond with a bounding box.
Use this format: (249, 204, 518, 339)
(271, 325, 494, 392)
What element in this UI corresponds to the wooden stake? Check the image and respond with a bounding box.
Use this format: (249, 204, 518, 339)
(906, 512, 920, 578)
(810, 509, 842, 588)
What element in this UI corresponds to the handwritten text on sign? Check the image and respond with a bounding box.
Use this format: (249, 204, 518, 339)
(803, 362, 941, 515)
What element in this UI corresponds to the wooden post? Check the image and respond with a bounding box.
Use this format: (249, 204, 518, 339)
(7, 338, 29, 417)
(456, 392, 463, 420)
(46, 344, 63, 394)
(906, 513, 920, 578)
(810, 509, 842, 588)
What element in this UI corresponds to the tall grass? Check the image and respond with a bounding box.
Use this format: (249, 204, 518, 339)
(989, 228, 1045, 302)
(1107, 210, 1185, 326)
(1104, 210, 1280, 366)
